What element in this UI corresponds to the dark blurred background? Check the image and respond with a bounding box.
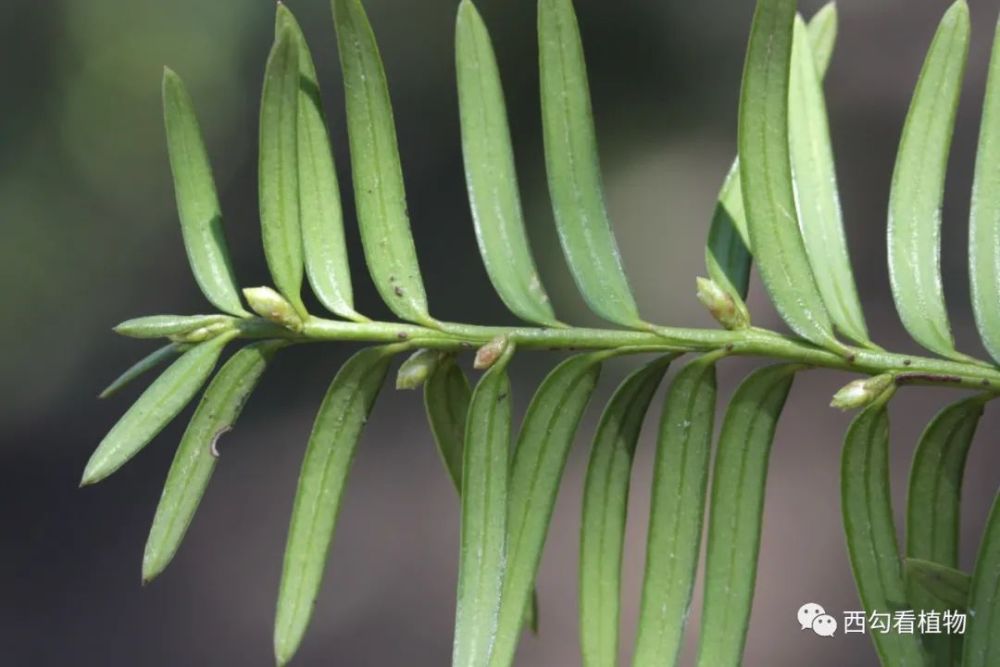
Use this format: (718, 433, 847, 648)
(3, 0, 1000, 664)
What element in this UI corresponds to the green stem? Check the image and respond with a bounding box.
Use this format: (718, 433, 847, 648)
(230, 316, 1000, 392)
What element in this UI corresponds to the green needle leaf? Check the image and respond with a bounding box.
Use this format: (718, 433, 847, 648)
(82, 334, 234, 486)
(963, 491, 1000, 666)
(887, 0, 969, 360)
(260, 24, 306, 315)
(970, 13, 1000, 364)
(489, 353, 603, 667)
(452, 346, 514, 667)
(633, 355, 717, 667)
(538, 0, 641, 328)
(143, 341, 283, 583)
(162, 69, 249, 318)
(333, 0, 432, 325)
(904, 558, 970, 613)
(99, 344, 184, 399)
(695, 364, 799, 667)
(907, 397, 983, 572)
(841, 396, 928, 666)
(425, 355, 470, 492)
(424, 354, 541, 634)
(738, 0, 839, 351)
(273, 345, 397, 666)
(276, 5, 360, 322)
(906, 396, 982, 664)
(706, 3, 838, 304)
(579, 356, 673, 667)
(789, 16, 868, 346)
(456, 0, 559, 327)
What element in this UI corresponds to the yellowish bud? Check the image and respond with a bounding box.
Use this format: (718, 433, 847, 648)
(696, 277, 750, 330)
(396, 350, 441, 390)
(474, 336, 510, 370)
(243, 286, 304, 333)
(830, 374, 894, 411)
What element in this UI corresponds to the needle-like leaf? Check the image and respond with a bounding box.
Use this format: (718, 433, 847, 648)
(276, 5, 360, 322)
(425, 353, 542, 635)
(538, 0, 641, 328)
(906, 396, 983, 664)
(633, 355, 717, 667)
(696, 364, 799, 667)
(273, 345, 398, 666)
(789, 16, 868, 345)
(260, 24, 306, 315)
(970, 12, 1000, 364)
(841, 396, 927, 665)
(82, 333, 234, 486)
(489, 353, 603, 667)
(706, 3, 838, 304)
(162, 69, 249, 318)
(143, 341, 283, 583)
(887, 0, 969, 360)
(99, 344, 184, 399)
(452, 346, 513, 667)
(456, 0, 559, 327)
(579, 356, 673, 667)
(904, 558, 970, 613)
(333, 0, 432, 325)
(963, 491, 1000, 666)
(425, 354, 470, 492)
(739, 0, 840, 351)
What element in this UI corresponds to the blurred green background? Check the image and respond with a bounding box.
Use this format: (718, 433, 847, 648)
(4, 0, 1000, 664)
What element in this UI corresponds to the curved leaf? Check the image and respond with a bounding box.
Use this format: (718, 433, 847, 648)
(695, 364, 799, 667)
(275, 5, 359, 321)
(970, 12, 1000, 364)
(579, 356, 672, 667)
(425, 355, 471, 492)
(538, 0, 641, 328)
(456, 0, 559, 327)
(333, 0, 431, 325)
(99, 344, 184, 399)
(489, 353, 603, 667)
(706, 3, 838, 303)
(904, 558, 970, 612)
(964, 490, 1000, 666)
(260, 25, 305, 315)
(907, 396, 982, 664)
(841, 397, 927, 666)
(887, 1, 969, 359)
(789, 16, 868, 345)
(143, 341, 283, 582)
(633, 356, 717, 667)
(162, 69, 248, 318)
(907, 397, 983, 568)
(738, 0, 838, 350)
(82, 333, 233, 486)
(273, 345, 397, 666)
(453, 347, 513, 667)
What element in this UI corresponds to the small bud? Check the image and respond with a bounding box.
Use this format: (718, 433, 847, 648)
(830, 374, 894, 411)
(696, 277, 749, 330)
(168, 321, 231, 343)
(396, 349, 441, 390)
(243, 287, 304, 333)
(474, 336, 510, 370)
